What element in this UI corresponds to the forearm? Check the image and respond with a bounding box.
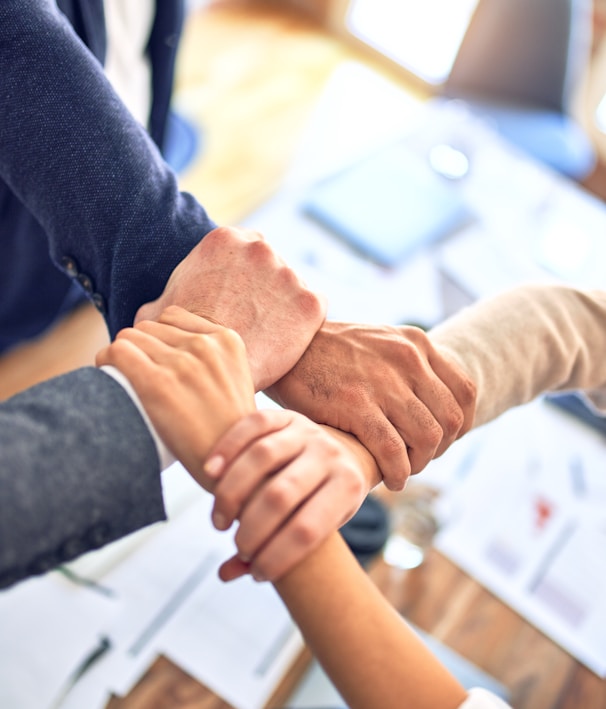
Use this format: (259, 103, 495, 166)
(274, 532, 467, 709)
(270, 284, 606, 706)
(0, 368, 165, 589)
(430, 284, 606, 427)
(0, 1, 215, 335)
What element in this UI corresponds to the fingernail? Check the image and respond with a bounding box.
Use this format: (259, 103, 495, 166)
(252, 570, 266, 583)
(238, 552, 251, 563)
(204, 454, 225, 478)
(212, 511, 231, 530)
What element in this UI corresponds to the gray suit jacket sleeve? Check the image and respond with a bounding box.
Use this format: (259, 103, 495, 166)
(0, 368, 166, 590)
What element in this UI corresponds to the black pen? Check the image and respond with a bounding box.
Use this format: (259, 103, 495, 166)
(48, 635, 112, 709)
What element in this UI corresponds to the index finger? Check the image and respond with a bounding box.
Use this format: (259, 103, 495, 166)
(204, 410, 292, 480)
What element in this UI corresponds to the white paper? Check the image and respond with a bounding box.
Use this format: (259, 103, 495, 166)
(243, 187, 445, 328)
(435, 401, 606, 676)
(0, 572, 118, 709)
(74, 487, 304, 709)
(0, 471, 303, 709)
(158, 573, 302, 709)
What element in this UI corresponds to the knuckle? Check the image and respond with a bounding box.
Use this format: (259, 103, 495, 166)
(290, 518, 319, 548)
(374, 424, 406, 458)
(339, 466, 366, 500)
(217, 225, 239, 239)
(274, 267, 324, 316)
(208, 225, 231, 245)
(374, 440, 411, 489)
(172, 350, 195, 378)
(400, 325, 429, 347)
(248, 236, 273, 260)
(251, 438, 277, 467)
(341, 384, 370, 410)
(108, 338, 131, 357)
(443, 404, 465, 438)
(348, 468, 366, 498)
(114, 328, 136, 343)
(460, 376, 477, 410)
(252, 409, 278, 429)
(220, 327, 246, 354)
(427, 417, 443, 446)
(399, 324, 427, 344)
(188, 335, 208, 358)
(297, 287, 324, 319)
(161, 304, 183, 319)
(264, 477, 296, 511)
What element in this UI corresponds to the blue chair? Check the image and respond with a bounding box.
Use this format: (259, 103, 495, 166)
(442, 0, 596, 180)
(163, 111, 201, 174)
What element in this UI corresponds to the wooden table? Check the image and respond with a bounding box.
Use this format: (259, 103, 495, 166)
(2, 3, 605, 708)
(106, 650, 313, 709)
(369, 549, 606, 709)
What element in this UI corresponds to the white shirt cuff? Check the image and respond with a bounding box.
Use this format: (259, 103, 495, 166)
(100, 365, 177, 471)
(458, 688, 512, 709)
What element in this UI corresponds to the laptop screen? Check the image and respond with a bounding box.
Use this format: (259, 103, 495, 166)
(345, 0, 479, 85)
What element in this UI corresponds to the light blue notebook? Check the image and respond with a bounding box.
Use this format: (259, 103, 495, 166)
(303, 141, 472, 267)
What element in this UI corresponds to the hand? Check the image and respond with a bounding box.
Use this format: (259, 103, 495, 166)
(135, 226, 327, 390)
(96, 306, 256, 485)
(203, 409, 370, 583)
(265, 321, 476, 490)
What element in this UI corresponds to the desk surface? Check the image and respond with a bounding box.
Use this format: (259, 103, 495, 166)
(2, 3, 606, 708)
(103, 546, 606, 709)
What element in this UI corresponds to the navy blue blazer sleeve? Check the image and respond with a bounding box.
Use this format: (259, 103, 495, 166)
(0, 368, 166, 590)
(0, 0, 216, 337)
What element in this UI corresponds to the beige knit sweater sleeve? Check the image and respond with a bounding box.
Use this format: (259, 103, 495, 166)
(429, 284, 606, 428)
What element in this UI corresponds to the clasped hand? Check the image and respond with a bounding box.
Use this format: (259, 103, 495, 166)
(134, 226, 327, 391)
(266, 321, 476, 490)
(116, 227, 477, 580)
(134, 227, 476, 493)
(97, 306, 370, 582)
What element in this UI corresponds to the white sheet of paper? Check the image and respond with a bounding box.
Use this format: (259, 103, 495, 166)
(0, 572, 118, 709)
(435, 401, 606, 676)
(76, 486, 304, 708)
(157, 573, 302, 709)
(243, 186, 445, 328)
(0, 469, 303, 709)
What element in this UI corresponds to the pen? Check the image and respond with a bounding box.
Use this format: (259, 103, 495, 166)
(48, 635, 112, 709)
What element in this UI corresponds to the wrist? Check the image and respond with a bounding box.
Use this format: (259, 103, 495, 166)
(100, 365, 177, 470)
